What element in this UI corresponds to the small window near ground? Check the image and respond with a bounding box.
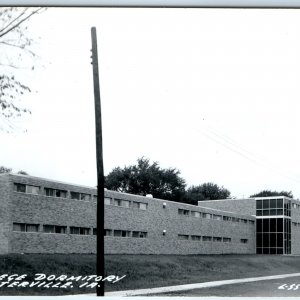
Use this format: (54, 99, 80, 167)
(93, 228, 97, 235)
(114, 230, 122, 237)
(213, 237, 222, 242)
(43, 225, 55, 233)
(191, 235, 201, 241)
(55, 226, 66, 234)
(80, 228, 90, 235)
(203, 236, 212, 241)
(178, 209, 189, 216)
(240, 239, 248, 244)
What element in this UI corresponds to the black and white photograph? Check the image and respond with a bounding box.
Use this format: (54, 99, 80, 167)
(1, 5, 300, 297)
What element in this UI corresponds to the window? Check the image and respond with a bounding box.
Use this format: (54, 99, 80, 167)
(114, 199, 130, 208)
(241, 219, 248, 224)
(25, 224, 39, 232)
(80, 193, 91, 201)
(191, 211, 201, 218)
(43, 225, 66, 234)
(14, 183, 39, 194)
(14, 183, 26, 193)
(114, 230, 122, 237)
(70, 192, 80, 200)
(203, 213, 212, 219)
(139, 203, 147, 210)
(44, 188, 54, 196)
(213, 215, 222, 221)
(93, 195, 97, 201)
(55, 189, 67, 198)
(13, 223, 25, 232)
(26, 185, 40, 195)
(178, 209, 189, 216)
(178, 234, 189, 240)
(240, 239, 248, 244)
(121, 230, 130, 237)
(93, 228, 97, 235)
(43, 225, 55, 233)
(70, 227, 80, 234)
(132, 201, 147, 210)
(223, 237, 231, 242)
(104, 229, 112, 236)
(104, 197, 113, 205)
(249, 220, 255, 225)
(223, 216, 231, 221)
(203, 236, 212, 241)
(55, 226, 66, 234)
(191, 235, 201, 241)
(132, 231, 147, 238)
(80, 228, 90, 235)
(213, 237, 222, 242)
(13, 223, 39, 232)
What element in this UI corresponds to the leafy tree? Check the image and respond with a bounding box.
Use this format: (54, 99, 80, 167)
(0, 166, 12, 173)
(185, 183, 231, 205)
(0, 7, 45, 131)
(105, 157, 186, 202)
(250, 190, 293, 198)
(0, 166, 28, 175)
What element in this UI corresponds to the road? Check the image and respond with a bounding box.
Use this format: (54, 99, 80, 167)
(155, 276, 300, 297)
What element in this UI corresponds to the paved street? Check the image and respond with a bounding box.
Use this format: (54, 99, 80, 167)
(155, 275, 300, 297)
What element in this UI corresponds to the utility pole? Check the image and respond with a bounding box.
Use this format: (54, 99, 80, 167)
(91, 26, 105, 297)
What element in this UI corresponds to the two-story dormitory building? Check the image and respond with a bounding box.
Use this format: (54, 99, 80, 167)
(1, 173, 300, 255)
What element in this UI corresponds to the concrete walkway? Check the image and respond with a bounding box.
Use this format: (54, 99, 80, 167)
(105, 272, 300, 296)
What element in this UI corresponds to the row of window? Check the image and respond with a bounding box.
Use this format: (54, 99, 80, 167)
(14, 183, 94, 201)
(104, 229, 148, 238)
(104, 198, 148, 210)
(13, 223, 97, 235)
(178, 234, 248, 243)
(256, 199, 291, 217)
(178, 209, 255, 225)
(14, 183, 149, 210)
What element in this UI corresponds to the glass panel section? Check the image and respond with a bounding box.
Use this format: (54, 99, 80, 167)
(263, 219, 269, 232)
(256, 200, 262, 209)
(257, 219, 262, 232)
(263, 233, 269, 247)
(277, 199, 283, 208)
(277, 233, 283, 247)
(270, 199, 276, 208)
(277, 209, 283, 215)
(263, 210, 270, 216)
(257, 248, 262, 254)
(257, 233, 262, 247)
(256, 210, 262, 216)
(263, 199, 270, 209)
(270, 234, 276, 247)
(270, 219, 276, 232)
(270, 209, 277, 216)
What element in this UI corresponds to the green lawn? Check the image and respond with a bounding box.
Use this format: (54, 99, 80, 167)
(1, 254, 300, 295)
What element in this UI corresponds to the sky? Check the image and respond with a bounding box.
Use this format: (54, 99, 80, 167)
(1, 8, 300, 198)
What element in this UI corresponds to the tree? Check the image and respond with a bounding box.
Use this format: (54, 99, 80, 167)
(105, 157, 186, 202)
(0, 166, 28, 175)
(250, 190, 293, 198)
(0, 166, 12, 173)
(0, 7, 45, 131)
(184, 183, 231, 205)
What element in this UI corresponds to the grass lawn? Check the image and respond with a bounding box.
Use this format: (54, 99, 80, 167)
(1, 254, 300, 295)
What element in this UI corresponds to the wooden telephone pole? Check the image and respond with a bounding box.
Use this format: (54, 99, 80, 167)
(91, 26, 105, 297)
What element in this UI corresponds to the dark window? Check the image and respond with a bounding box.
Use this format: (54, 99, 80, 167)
(270, 199, 276, 208)
(191, 235, 201, 241)
(70, 227, 80, 234)
(13, 223, 25, 232)
(240, 239, 248, 244)
(263, 199, 269, 209)
(256, 200, 262, 209)
(80, 193, 91, 201)
(270, 219, 276, 232)
(213, 237, 222, 242)
(178, 234, 189, 240)
(44, 188, 54, 196)
(55, 226, 66, 234)
(43, 225, 55, 233)
(70, 192, 80, 200)
(14, 183, 26, 193)
(80, 228, 90, 235)
(104, 229, 112, 236)
(56, 190, 67, 198)
(93, 228, 97, 235)
(26, 224, 39, 232)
